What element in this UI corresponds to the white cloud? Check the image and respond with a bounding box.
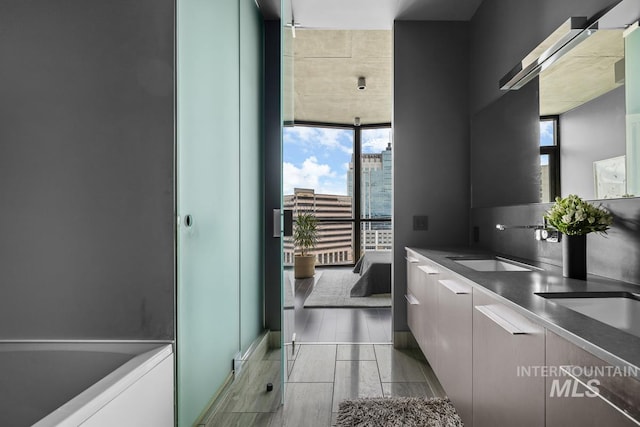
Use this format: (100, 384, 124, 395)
(540, 121, 554, 140)
(362, 128, 392, 153)
(283, 156, 348, 195)
(284, 127, 353, 154)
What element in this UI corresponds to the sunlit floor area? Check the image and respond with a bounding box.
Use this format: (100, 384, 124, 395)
(204, 344, 445, 427)
(285, 267, 392, 343)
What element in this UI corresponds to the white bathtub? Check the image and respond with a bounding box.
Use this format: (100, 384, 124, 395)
(0, 342, 174, 427)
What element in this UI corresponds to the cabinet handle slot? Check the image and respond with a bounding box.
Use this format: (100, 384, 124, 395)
(417, 265, 439, 275)
(439, 279, 470, 294)
(405, 294, 420, 305)
(559, 366, 640, 425)
(475, 305, 531, 335)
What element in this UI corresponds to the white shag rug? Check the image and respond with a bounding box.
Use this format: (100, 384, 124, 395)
(336, 397, 464, 427)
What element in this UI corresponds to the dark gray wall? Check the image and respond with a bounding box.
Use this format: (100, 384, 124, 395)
(470, 82, 540, 208)
(0, 0, 174, 339)
(471, 198, 640, 285)
(393, 21, 470, 332)
(264, 20, 282, 332)
(561, 86, 626, 199)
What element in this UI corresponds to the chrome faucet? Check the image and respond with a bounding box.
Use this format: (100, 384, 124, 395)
(495, 224, 541, 231)
(495, 218, 560, 242)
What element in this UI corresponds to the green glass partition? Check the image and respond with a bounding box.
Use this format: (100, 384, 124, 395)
(177, 0, 240, 425)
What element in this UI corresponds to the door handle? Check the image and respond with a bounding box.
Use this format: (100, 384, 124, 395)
(405, 294, 420, 305)
(475, 305, 530, 335)
(283, 209, 293, 237)
(273, 209, 281, 238)
(417, 265, 439, 275)
(438, 279, 470, 294)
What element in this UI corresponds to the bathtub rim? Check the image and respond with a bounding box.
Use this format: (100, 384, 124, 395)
(15, 342, 175, 426)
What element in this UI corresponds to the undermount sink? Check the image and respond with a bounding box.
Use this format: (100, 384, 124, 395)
(449, 256, 537, 272)
(536, 292, 640, 338)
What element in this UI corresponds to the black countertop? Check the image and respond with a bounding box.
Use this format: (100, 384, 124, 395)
(406, 247, 640, 376)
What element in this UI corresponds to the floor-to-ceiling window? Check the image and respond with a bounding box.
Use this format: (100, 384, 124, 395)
(283, 124, 392, 267)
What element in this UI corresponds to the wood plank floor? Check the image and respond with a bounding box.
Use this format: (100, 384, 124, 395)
(285, 267, 392, 343)
(205, 344, 445, 427)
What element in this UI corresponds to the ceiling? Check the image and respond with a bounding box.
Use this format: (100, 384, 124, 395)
(258, 0, 483, 28)
(264, 0, 483, 124)
(289, 30, 392, 125)
(540, 29, 625, 115)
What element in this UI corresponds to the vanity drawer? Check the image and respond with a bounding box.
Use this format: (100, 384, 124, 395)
(546, 330, 640, 427)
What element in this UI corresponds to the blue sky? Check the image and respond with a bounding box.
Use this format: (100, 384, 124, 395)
(540, 120, 555, 166)
(540, 121, 554, 147)
(283, 127, 392, 195)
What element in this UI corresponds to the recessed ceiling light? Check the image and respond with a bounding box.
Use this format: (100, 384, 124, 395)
(357, 77, 366, 91)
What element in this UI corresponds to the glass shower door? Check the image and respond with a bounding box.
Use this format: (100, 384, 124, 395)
(282, 0, 295, 382)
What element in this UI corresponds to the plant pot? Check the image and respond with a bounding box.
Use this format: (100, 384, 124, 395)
(562, 234, 587, 280)
(294, 255, 315, 279)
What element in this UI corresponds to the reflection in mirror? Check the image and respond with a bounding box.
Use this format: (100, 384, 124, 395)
(537, 0, 640, 200)
(539, 118, 559, 203)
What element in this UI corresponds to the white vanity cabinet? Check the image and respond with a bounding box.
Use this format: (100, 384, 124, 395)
(405, 252, 423, 349)
(417, 261, 440, 365)
(405, 248, 640, 427)
(472, 289, 545, 427)
(436, 277, 473, 426)
(405, 249, 473, 426)
(545, 330, 640, 427)
(406, 249, 441, 365)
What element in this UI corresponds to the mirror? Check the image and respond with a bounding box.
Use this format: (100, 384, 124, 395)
(538, 0, 640, 200)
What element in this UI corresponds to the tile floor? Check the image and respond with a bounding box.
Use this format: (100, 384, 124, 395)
(205, 344, 445, 427)
(285, 267, 392, 343)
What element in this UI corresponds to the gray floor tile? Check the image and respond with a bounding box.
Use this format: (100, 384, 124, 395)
(374, 344, 429, 383)
(420, 360, 447, 397)
(206, 411, 277, 427)
(336, 344, 376, 360)
(267, 407, 284, 427)
(288, 344, 337, 383)
(284, 383, 333, 427)
(216, 360, 281, 413)
(265, 348, 282, 361)
(382, 381, 435, 398)
(332, 360, 383, 412)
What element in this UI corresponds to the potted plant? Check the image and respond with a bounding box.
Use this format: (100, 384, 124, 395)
(544, 194, 613, 279)
(293, 212, 318, 279)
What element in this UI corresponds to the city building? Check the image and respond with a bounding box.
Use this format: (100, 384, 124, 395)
(283, 188, 354, 265)
(348, 142, 393, 253)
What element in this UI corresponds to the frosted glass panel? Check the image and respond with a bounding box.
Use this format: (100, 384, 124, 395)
(177, 0, 240, 425)
(240, 0, 265, 352)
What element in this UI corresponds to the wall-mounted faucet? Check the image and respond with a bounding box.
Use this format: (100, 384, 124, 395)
(495, 218, 560, 242)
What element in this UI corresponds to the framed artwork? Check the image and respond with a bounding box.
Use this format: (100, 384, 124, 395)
(594, 155, 626, 199)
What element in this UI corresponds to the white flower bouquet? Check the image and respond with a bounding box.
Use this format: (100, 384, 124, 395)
(544, 194, 613, 236)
